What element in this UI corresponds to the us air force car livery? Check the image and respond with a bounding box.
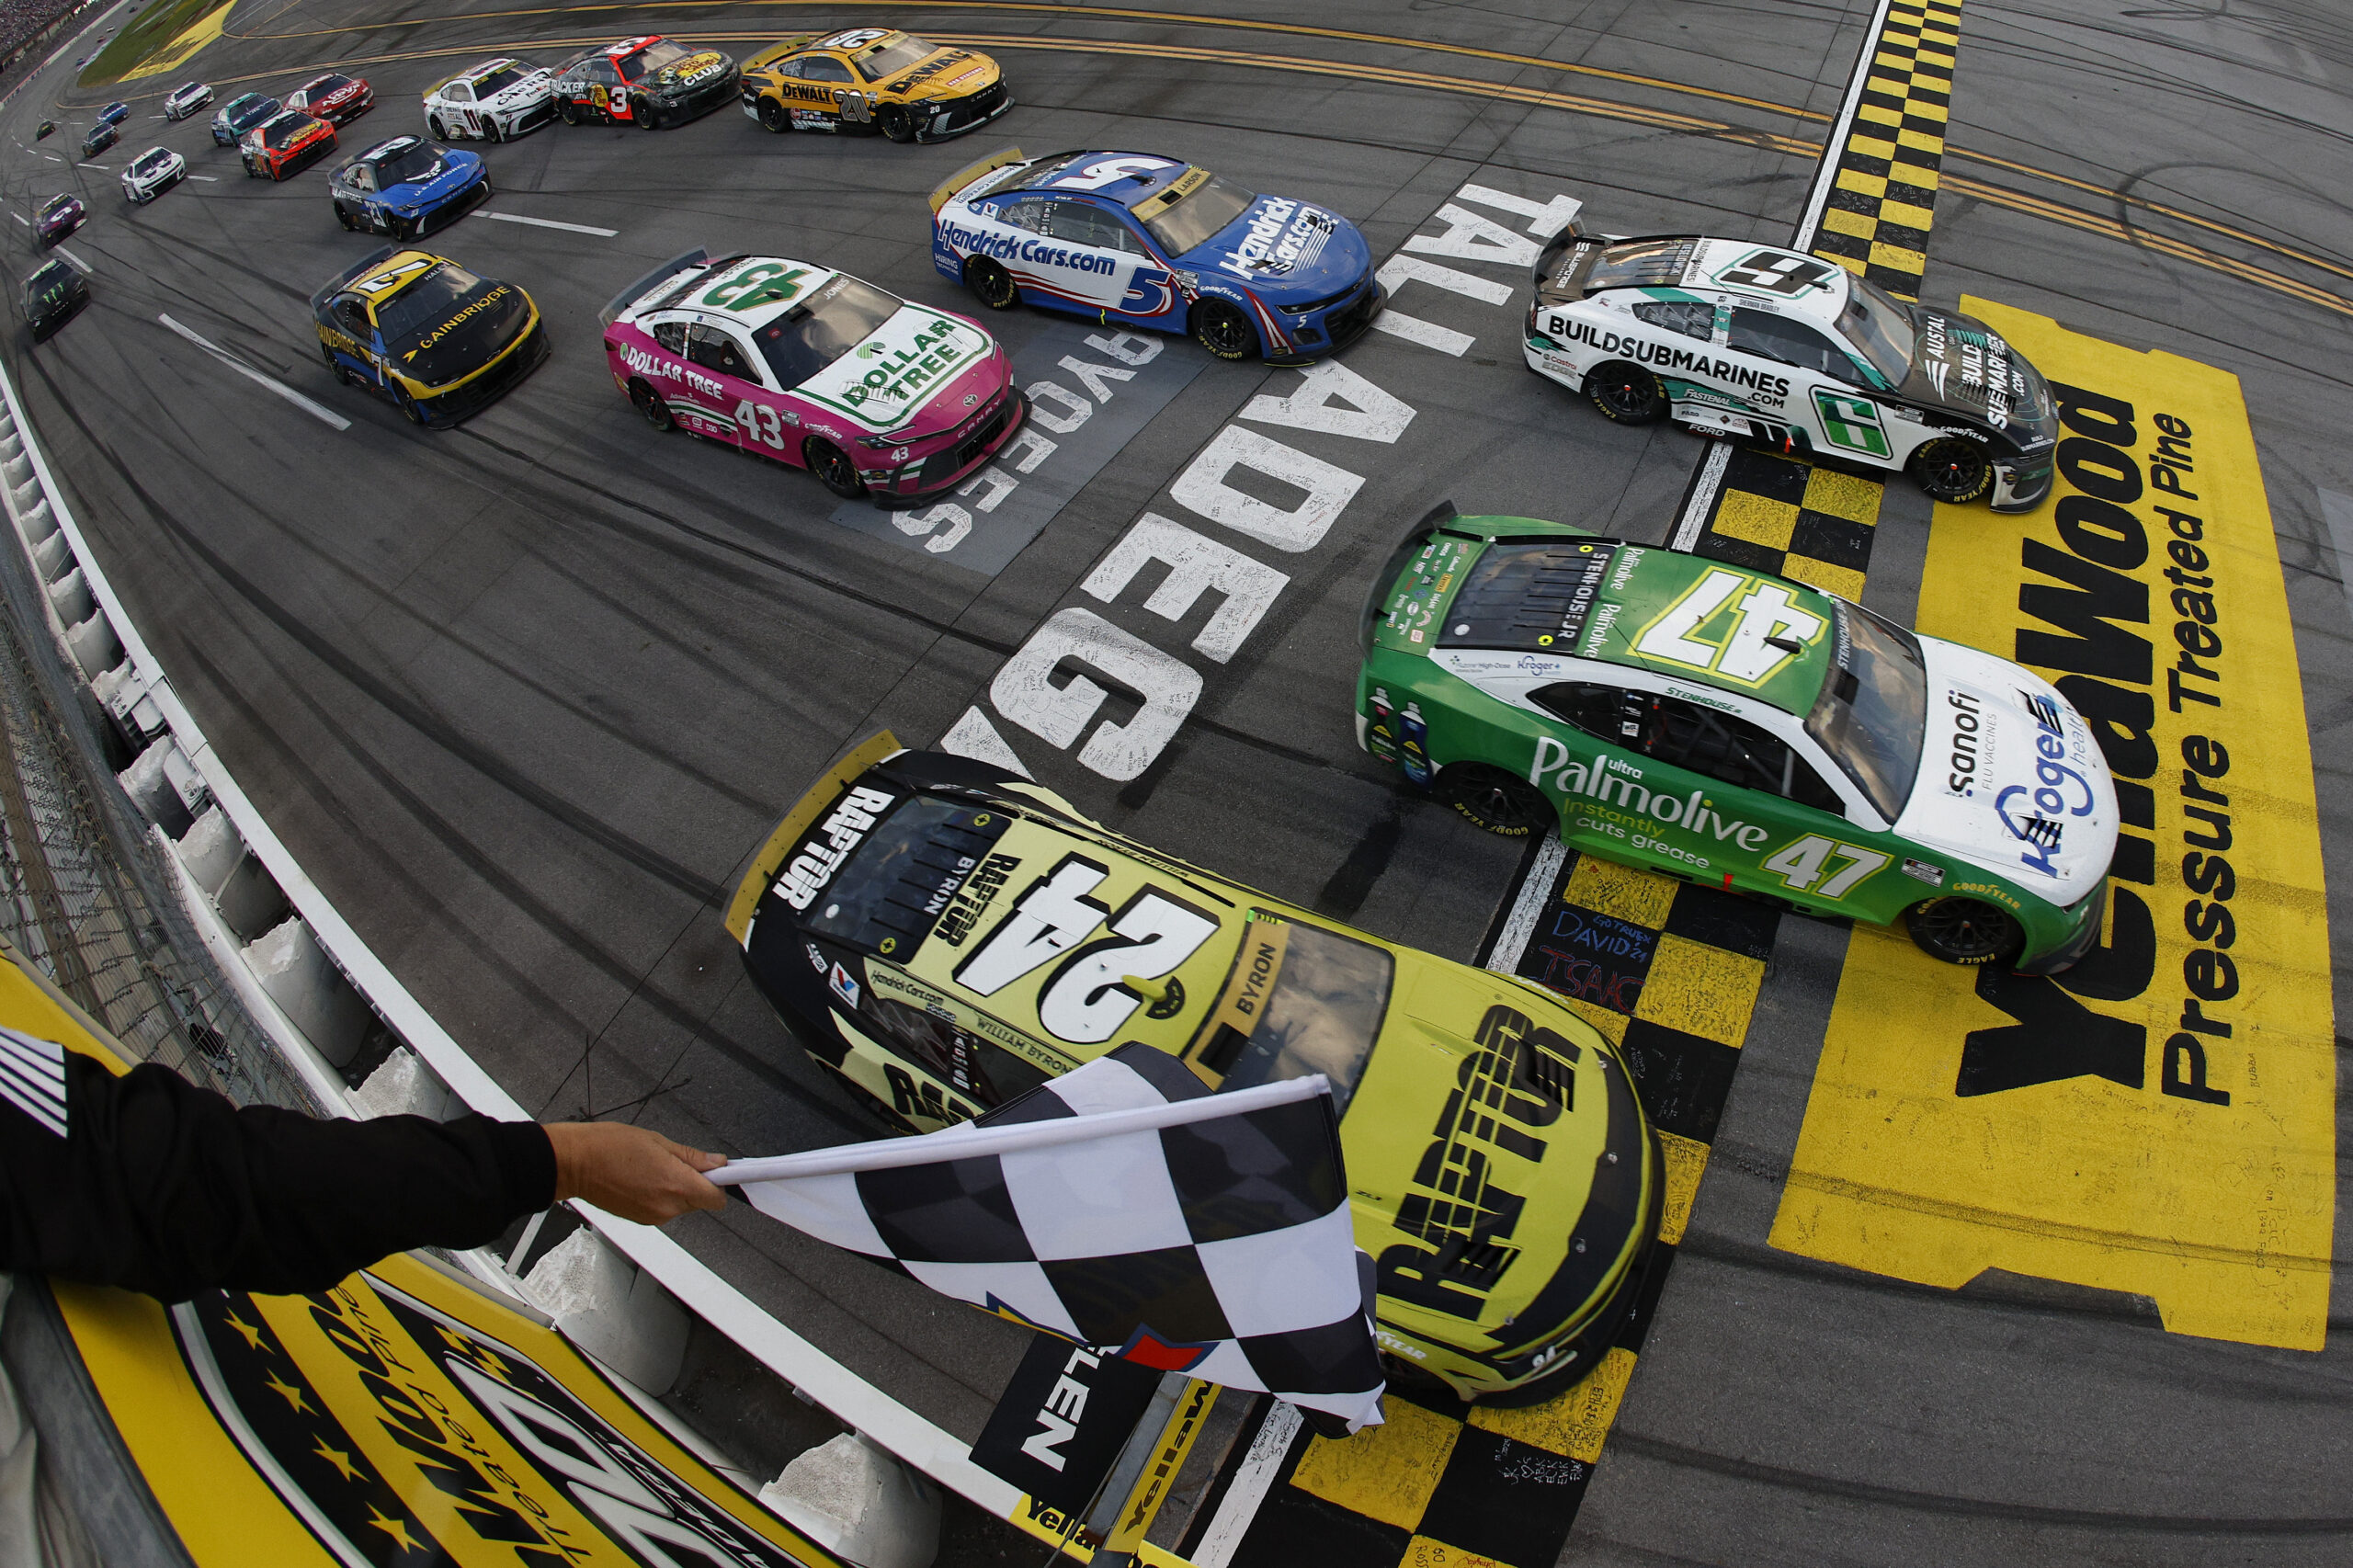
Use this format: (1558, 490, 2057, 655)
(1358, 511, 2119, 971)
(120, 146, 185, 205)
(424, 57, 556, 142)
(930, 148, 1383, 364)
(728, 736, 1661, 1404)
(313, 247, 548, 426)
(739, 28, 1009, 141)
(601, 249, 1023, 504)
(1526, 233, 2062, 511)
(331, 137, 488, 238)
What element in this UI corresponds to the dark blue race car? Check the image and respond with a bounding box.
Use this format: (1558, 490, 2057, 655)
(211, 92, 279, 146)
(929, 148, 1384, 364)
(95, 101, 130, 127)
(328, 135, 489, 239)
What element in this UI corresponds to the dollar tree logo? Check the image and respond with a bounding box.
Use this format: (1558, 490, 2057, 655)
(1813, 389, 1892, 459)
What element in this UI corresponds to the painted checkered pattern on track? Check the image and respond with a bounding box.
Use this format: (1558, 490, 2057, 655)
(1185, 855, 1779, 1568)
(1682, 445, 1887, 602)
(1810, 0, 1961, 302)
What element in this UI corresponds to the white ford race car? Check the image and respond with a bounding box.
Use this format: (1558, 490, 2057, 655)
(1525, 233, 2061, 511)
(424, 57, 556, 142)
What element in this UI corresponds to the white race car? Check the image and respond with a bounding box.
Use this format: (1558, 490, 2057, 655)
(163, 81, 213, 120)
(424, 57, 555, 142)
(121, 146, 186, 205)
(1525, 232, 2062, 511)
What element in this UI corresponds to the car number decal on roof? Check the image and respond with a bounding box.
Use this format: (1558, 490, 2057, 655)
(1713, 248, 1840, 297)
(1051, 153, 1176, 190)
(1631, 568, 1824, 685)
(699, 259, 818, 313)
(352, 256, 433, 296)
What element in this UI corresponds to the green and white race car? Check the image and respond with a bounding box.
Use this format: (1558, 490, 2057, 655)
(1357, 509, 2120, 971)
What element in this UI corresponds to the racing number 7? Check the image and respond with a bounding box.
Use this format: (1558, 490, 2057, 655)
(1761, 835, 1890, 899)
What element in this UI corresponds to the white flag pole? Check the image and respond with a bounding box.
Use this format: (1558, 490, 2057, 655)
(706, 1074, 1331, 1187)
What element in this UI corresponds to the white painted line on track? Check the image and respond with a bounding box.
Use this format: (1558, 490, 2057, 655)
(157, 312, 350, 431)
(473, 209, 616, 237)
(53, 245, 88, 272)
(1485, 835, 1570, 975)
(1189, 1403, 1302, 1568)
(1671, 438, 1733, 551)
(9, 214, 22, 227)
(81, 164, 108, 171)
(188, 174, 217, 181)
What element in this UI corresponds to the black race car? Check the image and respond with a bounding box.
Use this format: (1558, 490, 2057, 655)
(313, 245, 548, 426)
(24, 260, 87, 339)
(81, 121, 118, 159)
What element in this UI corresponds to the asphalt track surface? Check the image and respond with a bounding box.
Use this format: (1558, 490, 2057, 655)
(5, 1, 2349, 1562)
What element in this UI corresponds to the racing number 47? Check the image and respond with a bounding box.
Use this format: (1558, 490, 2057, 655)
(1761, 835, 1889, 898)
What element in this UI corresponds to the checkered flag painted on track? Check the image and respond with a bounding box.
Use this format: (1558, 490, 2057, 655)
(711, 1044, 1385, 1428)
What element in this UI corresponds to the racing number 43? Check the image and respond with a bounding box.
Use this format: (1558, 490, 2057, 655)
(1762, 835, 1889, 899)
(734, 400, 787, 450)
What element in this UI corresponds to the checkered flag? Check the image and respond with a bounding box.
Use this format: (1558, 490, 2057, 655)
(711, 1045, 1385, 1429)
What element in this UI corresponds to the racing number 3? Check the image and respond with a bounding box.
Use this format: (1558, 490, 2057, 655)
(951, 855, 1217, 1044)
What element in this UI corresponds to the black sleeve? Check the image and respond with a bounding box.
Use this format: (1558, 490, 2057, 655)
(0, 1052, 557, 1301)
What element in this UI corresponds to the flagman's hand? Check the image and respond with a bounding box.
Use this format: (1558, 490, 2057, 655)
(544, 1122, 727, 1224)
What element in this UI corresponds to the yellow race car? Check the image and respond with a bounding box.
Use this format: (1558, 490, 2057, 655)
(311, 246, 548, 426)
(727, 735, 1663, 1404)
(738, 27, 1010, 142)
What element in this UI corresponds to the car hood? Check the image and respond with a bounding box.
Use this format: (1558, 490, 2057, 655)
(1345, 958, 1652, 1356)
(1185, 195, 1370, 303)
(382, 153, 479, 206)
(1893, 635, 2119, 904)
(1898, 307, 2060, 448)
(645, 49, 732, 90)
(480, 69, 553, 106)
(885, 48, 996, 99)
(794, 305, 999, 436)
(392, 278, 533, 388)
(37, 206, 79, 230)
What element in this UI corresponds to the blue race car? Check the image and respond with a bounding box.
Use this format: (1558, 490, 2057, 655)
(210, 92, 279, 146)
(327, 135, 488, 239)
(95, 100, 130, 127)
(929, 147, 1384, 364)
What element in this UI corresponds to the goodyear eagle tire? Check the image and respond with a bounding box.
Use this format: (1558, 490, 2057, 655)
(321, 340, 352, 385)
(1909, 437, 1994, 504)
(1435, 765, 1554, 838)
(757, 97, 790, 132)
(963, 256, 1018, 311)
(395, 387, 427, 426)
(804, 437, 865, 499)
(556, 97, 580, 126)
(334, 202, 355, 231)
(1904, 897, 2022, 966)
(426, 115, 446, 139)
(1586, 359, 1667, 424)
(629, 380, 675, 432)
(483, 119, 503, 145)
(1192, 298, 1257, 360)
(878, 104, 914, 142)
(631, 96, 661, 130)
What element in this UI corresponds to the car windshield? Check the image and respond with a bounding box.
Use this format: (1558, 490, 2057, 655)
(1587, 236, 1697, 290)
(374, 262, 486, 338)
(38, 199, 70, 219)
(26, 267, 71, 303)
(232, 95, 273, 120)
(133, 153, 170, 176)
(375, 142, 445, 185)
(473, 63, 529, 95)
(851, 34, 934, 81)
(310, 75, 349, 96)
(262, 117, 310, 148)
(799, 793, 1011, 953)
(1142, 172, 1256, 256)
(752, 273, 902, 388)
(1839, 274, 1915, 385)
(1192, 915, 1392, 1116)
(1804, 600, 1928, 821)
(620, 40, 692, 77)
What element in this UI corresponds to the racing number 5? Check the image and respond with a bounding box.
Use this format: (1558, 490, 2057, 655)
(733, 400, 786, 450)
(1762, 835, 1889, 898)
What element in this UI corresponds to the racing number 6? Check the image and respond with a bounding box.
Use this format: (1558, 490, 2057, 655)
(1762, 835, 1890, 898)
(733, 400, 786, 450)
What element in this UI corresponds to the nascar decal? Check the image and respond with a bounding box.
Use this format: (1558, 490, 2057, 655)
(798, 312, 990, 429)
(773, 784, 897, 909)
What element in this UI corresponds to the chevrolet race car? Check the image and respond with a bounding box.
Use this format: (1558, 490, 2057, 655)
(313, 246, 548, 426)
(739, 28, 1008, 142)
(424, 57, 555, 142)
(79, 121, 117, 159)
(729, 736, 1662, 1403)
(601, 249, 1024, 504)
(1527, 233, 2062, 510)
(1358, 509, 2120, 971)
(242, 110, 335, 180)
(95, 100, 129, 127)
(931, 148, 1383, 363)
(284, 72, 372, 126)
(164, 81, 212, 120)
(551, 37, 738, 129)
(34, 195, 84, 246)
(121, 146, 185, 204)
(23, 259, 87, 340)
(331, 136, 488, 238)
(34, 120, 52, 141)
(211, 92, 278, 145)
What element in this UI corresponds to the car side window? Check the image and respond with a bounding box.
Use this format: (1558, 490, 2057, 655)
(996, 197, 1050, 233)
(688, 323, 756, 381)
(587, 61, 620, 86)
(773, 58, 804, 78)
(1729, 308, 1863, 385)
(1631, 300, 1712, 341)
(348, 165, 375, 191)
(1533, 682, 1844, 815)
(447, 81, 472, 102)
(651, 321, 688, 354)
(331, 297, 370, 338)
(800, 55, 854, 83)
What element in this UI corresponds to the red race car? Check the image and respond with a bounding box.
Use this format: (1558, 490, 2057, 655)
(242, 110, 336, 180)
(550, 36, 739, 129)
(284, 71, 373, 125)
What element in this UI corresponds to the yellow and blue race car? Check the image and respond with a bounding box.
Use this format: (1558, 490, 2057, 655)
(312, 247, 548, 426)
(728, 735, 1662, 1403)
(739, 27, 1009, 142)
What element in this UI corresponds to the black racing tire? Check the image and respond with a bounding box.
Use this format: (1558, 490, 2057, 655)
(483, 118, 503, 144)
(556, 97, 580, 127)
(321, 339, 352, 385)
(629, 379, 675, 432)
(1191, 297, 1256, 360)
(1904, 897, 2022, 966)
(333, 201, 355, 231)
(1586, 359, 1667, 424)
(631, 95, 661, 130)
(757, 96, 790, 132)
(878, 103, 914, 142)
(1908, 437, 1995, 504)
(1435, 764, 1555, 838)
(803, 437, 866, 498)
(426, 114, 445, 139)
(395, 386, 427, 426)
(963, 255, 1018, 311)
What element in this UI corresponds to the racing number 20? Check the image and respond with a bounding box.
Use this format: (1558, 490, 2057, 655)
(951, 855, 1218, 1044)
(734, 400, 787, 450)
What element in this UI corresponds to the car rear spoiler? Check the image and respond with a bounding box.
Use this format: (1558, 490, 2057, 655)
(724, 731, 906, 945)
(600, 247, 710, 327)
(1358, 501, 1460, 653)
(308, 244, 396, 312)
(927, 145, 1028, 214)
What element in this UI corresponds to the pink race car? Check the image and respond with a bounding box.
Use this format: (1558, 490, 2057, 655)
(601, 249, 1024, 504)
